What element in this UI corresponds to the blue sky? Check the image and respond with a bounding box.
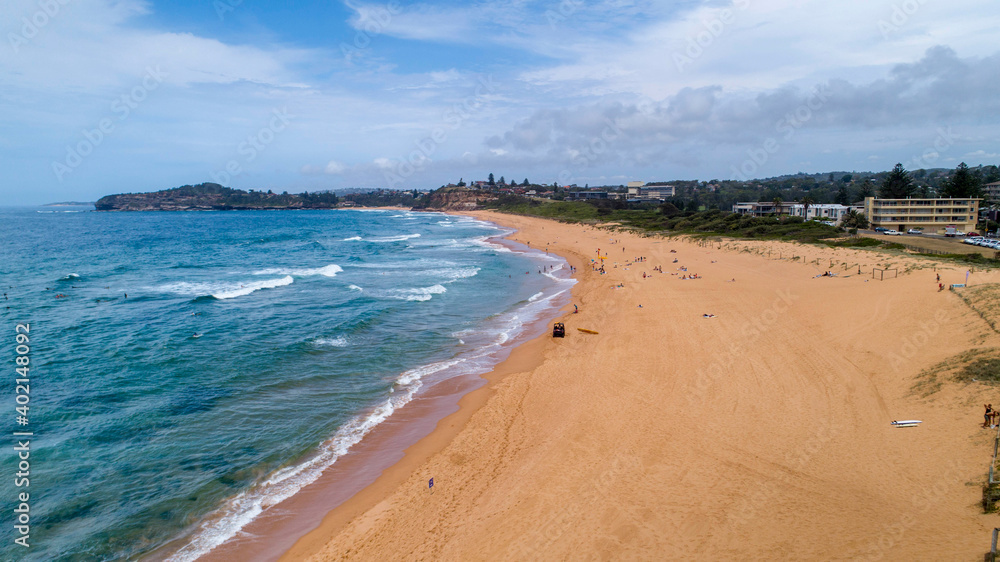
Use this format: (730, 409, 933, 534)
(1, 0, 998, 204)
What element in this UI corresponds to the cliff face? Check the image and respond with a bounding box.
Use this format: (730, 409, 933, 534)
(423, 187, 495, 211)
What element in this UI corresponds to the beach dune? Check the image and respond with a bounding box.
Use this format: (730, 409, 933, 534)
(283, 212, 998, 561)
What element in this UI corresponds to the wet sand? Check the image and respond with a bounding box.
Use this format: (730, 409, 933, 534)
(281, 212, 1000, 560)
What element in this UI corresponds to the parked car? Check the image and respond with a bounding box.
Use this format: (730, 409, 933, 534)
(874, 227, 888, 233)
(968, 232, 980, 237)
(907, 229, 923, 234)
(883, 229, 902, 235)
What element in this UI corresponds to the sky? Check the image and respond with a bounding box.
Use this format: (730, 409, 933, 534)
(1, 0, 999, 205)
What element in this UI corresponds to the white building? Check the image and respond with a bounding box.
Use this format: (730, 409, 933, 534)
(984, 181, 1000, 202)
(732, 202, 858, 225)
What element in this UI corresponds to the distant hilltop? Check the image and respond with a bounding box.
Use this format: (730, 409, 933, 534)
(95, 183, 340, 211)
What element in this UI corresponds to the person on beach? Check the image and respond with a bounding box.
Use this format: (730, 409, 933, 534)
(984, 404, 994, 428)
(937, 273, 941, 282)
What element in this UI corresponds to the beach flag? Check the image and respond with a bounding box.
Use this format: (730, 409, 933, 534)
(967, 270, 971, 283)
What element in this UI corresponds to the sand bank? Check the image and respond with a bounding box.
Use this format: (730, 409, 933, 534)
(283, 212, 1000, 560)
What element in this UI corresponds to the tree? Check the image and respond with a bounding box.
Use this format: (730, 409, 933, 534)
(488, 173, 495, 187)
(984, 166, 1000, 184)
(522, 178, 530, 186)
(772, 196, 783, 215)
(841, 209, 869, 229)
(828, 172, 835, 183)
(801, 196, 814, 220)
(457, 177, 466, 187)
(940, 162, 983, 198)
(878, 163, 915, 199)
(840, 174, 853, 184)
(835, 184, 850, 206)
(659, 202, 682, 217)
(499, 175, 506, 185)
(857, 178, 875, 200)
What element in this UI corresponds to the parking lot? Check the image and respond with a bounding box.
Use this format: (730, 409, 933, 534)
(860, 231, 1000, 257)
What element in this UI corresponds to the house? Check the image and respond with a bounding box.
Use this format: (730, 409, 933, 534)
(732, 202, 856, 225)
(732, 201, 797, 217)
(864, 197, 981, 234)
(642, 184, 676, 199)
(567, 190, 609, 200)
(984, 181, 1000, 202)
(625, 184, 676, 203)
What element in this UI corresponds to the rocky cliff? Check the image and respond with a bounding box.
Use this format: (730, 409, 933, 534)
(422, 187, 495, 211)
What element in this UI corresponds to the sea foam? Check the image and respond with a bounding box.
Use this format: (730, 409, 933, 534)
(253, 264, 342, 278)
(160, 276, 294, 300)
(165, 358, 448, 562)
(386, 284, 447, 302)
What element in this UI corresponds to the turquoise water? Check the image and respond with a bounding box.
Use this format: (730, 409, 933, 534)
(0, 207, 572, 561)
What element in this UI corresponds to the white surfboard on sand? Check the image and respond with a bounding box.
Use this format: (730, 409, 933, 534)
(891, 420, 922, 425)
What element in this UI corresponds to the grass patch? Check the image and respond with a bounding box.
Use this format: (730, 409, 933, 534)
(825, 237, 883, 248)
(955, 284, 1000, 334)
(915, 252, 1000, 267)
(912, 347, 1000, 396)
(958, 358, 1000, 383)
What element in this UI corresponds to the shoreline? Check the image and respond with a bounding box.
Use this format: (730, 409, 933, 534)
(162, 214, 579, 561)
(276, 213, 589, 562)
(278, 212, 1000, 560)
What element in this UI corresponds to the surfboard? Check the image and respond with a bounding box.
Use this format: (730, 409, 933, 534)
(891, 420, 922, 425)
(894, 423, 919, 428)
(577, 328, 599, 334)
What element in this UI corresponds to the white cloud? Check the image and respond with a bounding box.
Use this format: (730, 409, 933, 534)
(324, 160, 347, 174)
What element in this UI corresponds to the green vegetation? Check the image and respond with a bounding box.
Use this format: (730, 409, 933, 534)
(955, 284, 1000, 334)
(479, 197, 843, 242)
(894, 250, 1000, 269)
(878, 163, 915, 199)
(959, 358, 1000, 384)
(341, 189, 421, 207)
(940, 162, 984, 198)
(912, 348, 1000, 397)
(96, 183, 340, 210)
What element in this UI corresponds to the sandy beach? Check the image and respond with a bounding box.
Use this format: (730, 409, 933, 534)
(281, 211, 1000, 560)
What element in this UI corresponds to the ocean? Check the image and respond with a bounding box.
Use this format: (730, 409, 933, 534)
(0, 207, 573, 561)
